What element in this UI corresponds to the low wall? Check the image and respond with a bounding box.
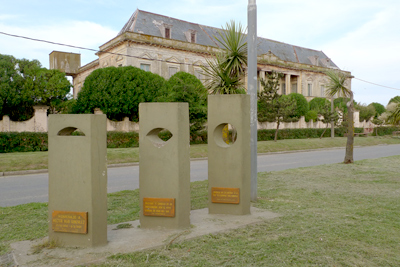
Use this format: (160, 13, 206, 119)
(0, 106, 49, 132)
(0, 108, 373, 133)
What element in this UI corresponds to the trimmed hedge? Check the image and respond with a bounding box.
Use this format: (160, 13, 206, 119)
(1, 127, 395, 153)
(371, 126, 400, 136)
(258, 128, 351, 141)
(107, 132, 139, 148)
(0, 132, 48, 153)
(0, 132, 140, 153)
(0, 131, 204, 153)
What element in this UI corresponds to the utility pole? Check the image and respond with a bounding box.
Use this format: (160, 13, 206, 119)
(331, 96, 334, 138)
(248, 0, 258, 201)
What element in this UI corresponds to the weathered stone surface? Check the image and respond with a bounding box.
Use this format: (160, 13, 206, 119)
(139, 103, 190, 229)
(208, 95, 251, 215)
(48, 114, 107, 247)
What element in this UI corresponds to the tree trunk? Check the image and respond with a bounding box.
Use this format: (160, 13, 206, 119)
(331, 96, 334, 138)
(274, 120, 280, 142)
(320, 124, 329, 139)
(344, 92, 354, 163)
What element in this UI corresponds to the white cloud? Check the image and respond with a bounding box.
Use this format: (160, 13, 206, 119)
(0, 14, 20, 21)
(0, 20, 117, 68)
(320, 7, 400, 104)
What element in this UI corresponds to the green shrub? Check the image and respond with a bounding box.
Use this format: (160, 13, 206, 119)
(371, 126, 400, 136)
(305, 110, 318, 122)
(0, 132, 48, 153)
(107, 132, 139, 148)
(159, 72, 208, 135)
(72, 66, 167, 121)
(288, 93, 309, 118)
(257, 127, 354, 141)
(190, 130, 208, 144)
(334, 97, 356, 113)
(0, 131, 208, 153)
(356, 103, 375, 122)
(368, 102, 385, 118)
(309, 97, 330, 112)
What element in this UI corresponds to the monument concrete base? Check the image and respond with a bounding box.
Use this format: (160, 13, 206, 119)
(11, 207, 279, 267)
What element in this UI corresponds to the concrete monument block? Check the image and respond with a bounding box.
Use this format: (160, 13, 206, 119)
(208, 95, 251, 215)
(49, 51, 81, 75)
(139, 103, 190, 229)
(48, 114, 107, 247)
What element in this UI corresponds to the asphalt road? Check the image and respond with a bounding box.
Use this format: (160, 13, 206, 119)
(1, 144, 400, 207)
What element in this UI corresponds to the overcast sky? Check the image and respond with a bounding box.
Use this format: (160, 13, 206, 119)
(1, 0, 399, 106)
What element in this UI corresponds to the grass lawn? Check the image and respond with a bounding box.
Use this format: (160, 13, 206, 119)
(1, 136, 400, 172)
(1, 156, 400, 265)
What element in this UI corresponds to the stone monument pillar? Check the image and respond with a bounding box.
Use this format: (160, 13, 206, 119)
(139, 103, 190, 229)
(48, 114, 107, 247)
(208, 95, 251, 215)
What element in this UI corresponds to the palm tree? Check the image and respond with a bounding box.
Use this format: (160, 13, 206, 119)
(386, 103, 400, 125)
(202, 20, 247, 94)
(215, 20, 248, 79)
(202, 20, 248, 143)
(202, 53, 244, 94)
(325, 70, 354, 163)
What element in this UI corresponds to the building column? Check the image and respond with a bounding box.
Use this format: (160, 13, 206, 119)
(184, 58, 190, 73)
(158, 54, 163, 77)
(259, 71, 265, 92)
(298, 72, 303, 95)
(285, 74, 291, 95)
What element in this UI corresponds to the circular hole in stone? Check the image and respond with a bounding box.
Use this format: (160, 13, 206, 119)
(213, 123, 237, 148)
(146, 128, 173, 148)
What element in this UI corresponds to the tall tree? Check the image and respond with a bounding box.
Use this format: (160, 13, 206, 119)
(0, 54, 71, 121)
(325, 70, 353, 164)
(356, 103, 376, 122)
(258, 71, 296, 142)
(318, 103, 339, 139)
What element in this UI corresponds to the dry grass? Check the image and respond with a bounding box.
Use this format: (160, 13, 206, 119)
(31, 239, 58, 254)
(95, 156, 400, 266)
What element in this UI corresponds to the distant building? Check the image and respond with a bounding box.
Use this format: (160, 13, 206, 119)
(53, 9, 351, 99)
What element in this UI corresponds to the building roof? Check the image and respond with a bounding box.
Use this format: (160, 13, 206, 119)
(119, 9, 339, 69)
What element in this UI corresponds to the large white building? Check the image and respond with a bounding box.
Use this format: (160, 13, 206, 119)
(52, 9, 352, 99)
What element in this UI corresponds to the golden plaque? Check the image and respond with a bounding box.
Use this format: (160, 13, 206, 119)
(52, 211, 88, 234)
(143, 198, 175, 217)
(211, 187, 240, 204)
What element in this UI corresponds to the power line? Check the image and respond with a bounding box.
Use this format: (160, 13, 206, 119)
(354, 77, 400, 91)
(0, 31, 207, 67)
(2, 31, 400, 91)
